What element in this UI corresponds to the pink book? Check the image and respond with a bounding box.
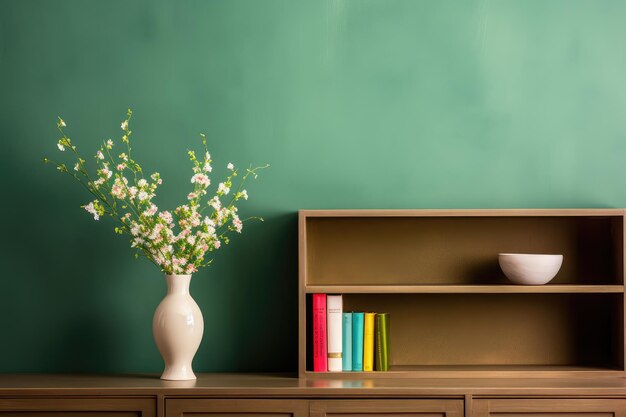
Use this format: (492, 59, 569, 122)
(312, 294, 327, 372)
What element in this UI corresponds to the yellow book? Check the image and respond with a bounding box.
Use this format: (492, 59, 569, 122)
(363, 312, 376, 371)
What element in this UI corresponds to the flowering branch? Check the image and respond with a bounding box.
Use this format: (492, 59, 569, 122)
(44, 110, 268, 275)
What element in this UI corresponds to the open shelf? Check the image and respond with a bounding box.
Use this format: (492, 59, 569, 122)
(304, 212, 624, 286)
(305, 284, 625, 294)
(305, 292, 624, 377)
(298, 209, 626, 378)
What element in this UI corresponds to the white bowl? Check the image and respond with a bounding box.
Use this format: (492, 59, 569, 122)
(498, 253, 563, 285)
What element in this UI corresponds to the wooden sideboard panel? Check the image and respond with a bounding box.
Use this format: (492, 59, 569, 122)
(473, 399, 626, 417)
(310, 400, 464, 417)
(0, 398, 156, 417)
(166, 399, 308, 417)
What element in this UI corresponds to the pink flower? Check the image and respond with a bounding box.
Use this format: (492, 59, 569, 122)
(158, 211, 173, 224)
(232, 216, 243, 233)
(143, 203, 158, 217)
(191, 173, 210, 187)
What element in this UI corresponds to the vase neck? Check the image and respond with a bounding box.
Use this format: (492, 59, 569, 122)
(165, 274, 192, 295)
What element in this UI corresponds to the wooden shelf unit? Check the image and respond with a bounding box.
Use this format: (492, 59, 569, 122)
(298, 209, 626, 378)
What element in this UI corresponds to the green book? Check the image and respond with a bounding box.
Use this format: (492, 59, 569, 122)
(374, 313, 389, 371)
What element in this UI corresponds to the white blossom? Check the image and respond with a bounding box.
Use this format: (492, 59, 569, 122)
(158, 211, 173, 224)
(209, 196, 221, 210)
(130, 224, 141, 236)
(111, 183, 126, 199)
(137, 190, 149, 201)
(84, 202, 99, 221)
(101, 168, 112, 179)
(217, 182, 230, 195)
(143, 203, 158, 217)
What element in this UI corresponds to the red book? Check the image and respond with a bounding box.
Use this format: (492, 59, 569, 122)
(312, 294, 327, 372)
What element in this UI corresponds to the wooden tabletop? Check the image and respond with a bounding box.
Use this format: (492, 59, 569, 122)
(2, 374, 626, 397)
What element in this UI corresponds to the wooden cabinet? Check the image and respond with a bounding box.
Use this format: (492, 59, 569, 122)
(472, 399, 626, 417)
(310, 400, 464, 417)
(2, 375, 626, 417)
(0, 398, 155, 417)
(166, 399, 308, 417)
(8, 397, 626, 417)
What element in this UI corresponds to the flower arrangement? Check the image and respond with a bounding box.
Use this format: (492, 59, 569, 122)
(44, 109, 268, 275)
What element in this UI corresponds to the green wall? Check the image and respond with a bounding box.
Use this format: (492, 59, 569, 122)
(1, 0, 626, 373)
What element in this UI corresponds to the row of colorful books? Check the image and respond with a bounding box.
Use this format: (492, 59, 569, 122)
(312, 294, 390, 372)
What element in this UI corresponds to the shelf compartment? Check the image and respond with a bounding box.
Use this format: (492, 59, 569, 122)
(306, 293, 624, 376)
(305, 285, 625, 294)
(304, 215, 624, 286)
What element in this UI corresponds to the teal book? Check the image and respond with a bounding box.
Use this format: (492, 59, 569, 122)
(352, 312, 364, 371)
(342, 312, 353, 371)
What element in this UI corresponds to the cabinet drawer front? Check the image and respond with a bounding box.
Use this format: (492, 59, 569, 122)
(166, 399, 308, 417)
(0, 398, 155, 417)
(473, 399, 626, 417)
(310, 400, 464, 417)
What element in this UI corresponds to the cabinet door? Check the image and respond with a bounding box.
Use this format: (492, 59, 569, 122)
(473, 399, 626, 417)
(0, 398, 155, 417)
(310, 400, 464, 417)
(166, 399, 308, 417)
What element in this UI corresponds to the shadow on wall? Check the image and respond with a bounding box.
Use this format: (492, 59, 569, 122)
(47, 312, 120, 372)
(195, 212, 300, 373)
(0, 143, 127, 371)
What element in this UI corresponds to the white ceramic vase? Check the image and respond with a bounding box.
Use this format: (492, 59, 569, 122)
(153, 274, 204, 380)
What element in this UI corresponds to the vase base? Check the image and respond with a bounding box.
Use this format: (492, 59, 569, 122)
(160, 367, 197, 381)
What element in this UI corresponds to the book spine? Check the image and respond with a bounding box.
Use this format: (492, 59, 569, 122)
(342, 312, 353, 371)
(351, 312, 364, 371)
(363, 312, 376, 371)
(374, 313, 390, 371)
(327, 295, 343, 372)
(312, 294, 327, 372)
